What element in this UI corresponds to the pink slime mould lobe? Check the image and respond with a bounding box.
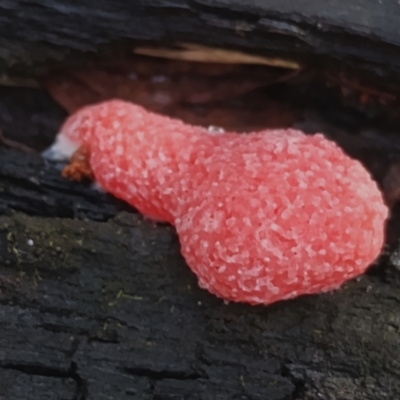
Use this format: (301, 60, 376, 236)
(45, 99, 389, 305)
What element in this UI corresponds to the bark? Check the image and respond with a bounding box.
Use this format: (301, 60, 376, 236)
(0, 1, 400, 399)
(0, 147, 400, 400)
(0, 0, 400, 80)
(0, 122, 398, 400)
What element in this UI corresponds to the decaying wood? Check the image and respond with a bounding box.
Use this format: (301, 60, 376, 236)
(0, 1, 400, 398)
(0, 148, 400, 400)
(43, 57, 299, 115)
(134, 43, 301, 69)
(1, 0, 400, 82)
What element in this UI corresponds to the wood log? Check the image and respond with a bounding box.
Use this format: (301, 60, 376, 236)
(0, 1, 399, 399)
(0, 146, 399, 400)
(0, 85, 398, 399)
(0, 0, 400, 81)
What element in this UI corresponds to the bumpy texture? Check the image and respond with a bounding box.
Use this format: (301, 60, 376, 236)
(51, 99, 388, 305)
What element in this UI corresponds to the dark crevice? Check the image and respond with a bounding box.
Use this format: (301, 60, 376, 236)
(280, 363, 306, 400)
(1, 361, 87, 400)
(1, 362, 72, 378)
(190, 0, 261, 23)
(70, 362, 88, 400)
(123, 366, 207, 382)
(39, 322, 90, 336)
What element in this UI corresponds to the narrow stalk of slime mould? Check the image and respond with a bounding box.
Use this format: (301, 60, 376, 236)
(44, 99, 388, 306)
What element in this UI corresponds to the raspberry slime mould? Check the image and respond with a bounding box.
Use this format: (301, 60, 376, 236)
(44, 99, 388, 306)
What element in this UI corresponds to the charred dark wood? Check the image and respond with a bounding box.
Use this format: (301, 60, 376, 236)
(0, 0, 400, 82)
(0, 3, 400, 399)
(0, 153, 400, 399)
(0, 137, 398, 399)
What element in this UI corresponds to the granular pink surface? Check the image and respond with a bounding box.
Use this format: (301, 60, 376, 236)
(53, 99, 388, 305)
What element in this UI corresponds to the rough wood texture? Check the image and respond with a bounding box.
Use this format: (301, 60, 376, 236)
(1, 0, 400, 79)
(0, 148, 400, 400)
(0, 1, 400, 398)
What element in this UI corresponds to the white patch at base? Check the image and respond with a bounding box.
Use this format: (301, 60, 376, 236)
(41, 135, 80, 161)
(91, 181, 105, 192)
